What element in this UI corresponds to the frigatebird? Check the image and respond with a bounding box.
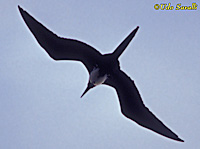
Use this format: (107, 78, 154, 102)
(18, 6, 184, 142)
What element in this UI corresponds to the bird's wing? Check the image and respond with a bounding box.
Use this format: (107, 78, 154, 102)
(18, 6, 102, 73)
(105, 70, 183, 142)
(112, 26, 139, 59)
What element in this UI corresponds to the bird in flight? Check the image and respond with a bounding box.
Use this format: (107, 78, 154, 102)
(18, 5, 184, 142)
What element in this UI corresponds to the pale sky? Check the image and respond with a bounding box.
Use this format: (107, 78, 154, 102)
(0, 0, 200, 149)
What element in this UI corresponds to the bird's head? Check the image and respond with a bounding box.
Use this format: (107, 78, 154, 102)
(80, 82, 95, 98)
(81, 67, 108, 98)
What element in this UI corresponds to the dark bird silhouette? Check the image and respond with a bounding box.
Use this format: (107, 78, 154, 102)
(18, 6, 184, 142)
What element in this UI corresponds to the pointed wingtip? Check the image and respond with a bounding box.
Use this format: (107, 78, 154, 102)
(135, 26, 139, 31)
(177, 138, 184, 142)
(132, 26, 139, 33)
(18, 5, 24, 13)
(112, 25, 140, 59)
(18, 5, 21, 10)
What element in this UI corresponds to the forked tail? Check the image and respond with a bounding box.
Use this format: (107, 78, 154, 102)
(112, 26, 139, 59)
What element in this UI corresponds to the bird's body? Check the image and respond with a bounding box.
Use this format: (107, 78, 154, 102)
(89, 54, 119, 84)
(89, 67, 108, 85)
(18, 6, 184, 142)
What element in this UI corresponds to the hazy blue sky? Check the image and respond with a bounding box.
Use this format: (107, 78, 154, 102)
(0, 0, 200, 149)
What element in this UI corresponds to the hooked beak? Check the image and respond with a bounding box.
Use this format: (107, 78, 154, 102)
(81, 83, 95, 98)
